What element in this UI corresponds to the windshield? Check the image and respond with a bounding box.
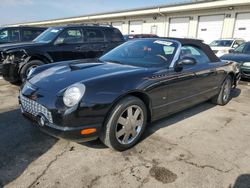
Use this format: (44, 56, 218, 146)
(210, 40, 233, 47)
(100, 39, 178, 68)
(33, 27, 63, 43)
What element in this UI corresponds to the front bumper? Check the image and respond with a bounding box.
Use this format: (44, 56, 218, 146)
(21, 109, 101, 142)
(19, 93, 103, 142)
(2, 60, 20, 82)
(241, 66, 250, 78)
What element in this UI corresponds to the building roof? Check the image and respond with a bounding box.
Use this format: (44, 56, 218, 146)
(7, 0, 250, 26)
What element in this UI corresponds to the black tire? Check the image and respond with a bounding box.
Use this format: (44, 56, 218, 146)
(212, 76, 232, 106)
(100, 96, 147, 151)
(20, 60, 44, 82)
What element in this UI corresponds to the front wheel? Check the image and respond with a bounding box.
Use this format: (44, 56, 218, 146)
(100, 96, 147, 151)
(212, 76, 232, 105)
(20, 60, 44, 82)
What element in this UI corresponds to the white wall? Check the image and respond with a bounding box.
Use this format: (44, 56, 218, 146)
(13, 3, 250, 41)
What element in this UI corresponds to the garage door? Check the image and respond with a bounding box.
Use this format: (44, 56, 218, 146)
(234, 13, 250, 41)
(129, 21, 143, 34)
(169, 17, 190, 38)
(197, 15, 224, 44)
(112, 22, 123, 34)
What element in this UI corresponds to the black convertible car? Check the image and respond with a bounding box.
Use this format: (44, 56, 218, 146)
(20, 38, 240, 151)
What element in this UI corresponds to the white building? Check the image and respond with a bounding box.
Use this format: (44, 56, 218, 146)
(8, 0, 250, 43)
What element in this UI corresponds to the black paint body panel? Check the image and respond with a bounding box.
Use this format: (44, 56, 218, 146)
(20, 38, 240, 142)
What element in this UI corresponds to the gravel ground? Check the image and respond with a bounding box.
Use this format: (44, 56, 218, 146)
(0, 79, 250, 188)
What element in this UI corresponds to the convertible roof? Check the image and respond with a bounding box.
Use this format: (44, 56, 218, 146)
(163, 37, 221, 62)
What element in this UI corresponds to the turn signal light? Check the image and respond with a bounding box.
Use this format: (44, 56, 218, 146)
(80, 128, 97, 135)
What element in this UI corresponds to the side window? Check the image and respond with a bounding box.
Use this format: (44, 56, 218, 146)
(9, 29, 21, 42)
(234, 43, 246, 53)
(104, 28, 123, 42)
(0, 29, 8, 42)
(243, 44, 250, 54)
(86, 28, 105, 42)
(180, 46, 210, 64)
(233, 40, 244, 48)
(57, 29, 83, 44)
(22, 29, 43, 41)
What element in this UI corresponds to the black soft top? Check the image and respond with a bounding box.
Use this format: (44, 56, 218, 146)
(164, 37, 220, 62)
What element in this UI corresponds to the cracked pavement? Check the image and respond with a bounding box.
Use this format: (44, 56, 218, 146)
(0, 79, 250, 188)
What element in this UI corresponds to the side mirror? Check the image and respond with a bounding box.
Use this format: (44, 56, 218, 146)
(229, 49, 234, 53)
(174, 57, 197, 72)
(54, 38, 64, 45)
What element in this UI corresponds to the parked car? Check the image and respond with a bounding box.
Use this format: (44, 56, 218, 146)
(0, 26, 47, 74)
(123, 34, 158, 41)
(210, 38, 245, 57)
(19, 38, 240, 151)
(221, 42, 250, 79)
(2, 24, 124, 83)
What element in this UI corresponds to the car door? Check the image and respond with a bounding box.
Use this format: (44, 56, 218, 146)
(50, 28, 85, 61)
(82, 28, 107, 59)
(165, 45, 218, 115)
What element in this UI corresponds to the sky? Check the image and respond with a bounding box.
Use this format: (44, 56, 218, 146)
(0, 0, 190, 26)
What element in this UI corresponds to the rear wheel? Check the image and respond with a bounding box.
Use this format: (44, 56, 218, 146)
(100, 96, 147, 151)
(20, 60, 44, 82)
(212, 76, 232, 105)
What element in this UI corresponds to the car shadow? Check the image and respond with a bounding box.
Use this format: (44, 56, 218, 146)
(142, 88, 241, 142)
(231, 88, 241, 98)
(80, 139, 108, 149)
(240, 78, 250, 82)
(82, 88, 241, 150)
(0, 109, 57, 187)
(141, 101, 216, 142)
(231, 174, 250, 188)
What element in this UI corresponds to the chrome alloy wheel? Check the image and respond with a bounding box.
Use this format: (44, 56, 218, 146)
(26, 65, 38, 76)
(115, 105, 144, 145)
(223, 78, 231, 101)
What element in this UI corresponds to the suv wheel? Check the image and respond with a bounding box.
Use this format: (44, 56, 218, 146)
(100, 96, 147, 151)
(20, 60, 44, 82)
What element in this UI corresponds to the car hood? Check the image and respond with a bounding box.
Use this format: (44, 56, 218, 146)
(220, 53, 250, 63)
(28, 61, 148, 94)
(0, 42, 45, 52)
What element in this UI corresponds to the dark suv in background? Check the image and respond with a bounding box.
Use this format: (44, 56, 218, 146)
(2, 24, 124, 83)
(0, 26, 46, 44)
(0, 26, 47, 74)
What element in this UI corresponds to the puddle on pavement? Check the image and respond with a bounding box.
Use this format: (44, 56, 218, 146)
(149, 166, 177, 184)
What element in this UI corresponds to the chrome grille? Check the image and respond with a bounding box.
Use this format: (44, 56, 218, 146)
(20, 95, 53, 123)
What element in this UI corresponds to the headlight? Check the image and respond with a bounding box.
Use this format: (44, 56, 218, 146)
(243, 62, 250, 67)
(63, 83, 86, 107)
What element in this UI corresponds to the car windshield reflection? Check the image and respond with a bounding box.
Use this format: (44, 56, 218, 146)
(100, 39, 178, 68)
